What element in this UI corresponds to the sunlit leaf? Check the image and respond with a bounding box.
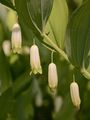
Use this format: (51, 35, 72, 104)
(45, 0, 68, 49)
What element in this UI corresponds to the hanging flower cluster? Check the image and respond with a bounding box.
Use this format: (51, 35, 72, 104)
(2, 22, 81, 109)
(29, 43, 81, 108)
(29, 45, 58, 94)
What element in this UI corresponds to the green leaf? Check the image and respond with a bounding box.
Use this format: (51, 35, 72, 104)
(0, 21, 4, 44)
(66, 0, 90, 72)
(0, 49, 12, 94)
(0, 88, 14, 120)
(13, 70, 33, 96)
(15, 0, 53, 38)
(0, 0, 15, 10)
(45, 0, 68, 49)
(12, 93, 34, 120)
(54, 94, 76, 120)
(27, 0, 53, 32)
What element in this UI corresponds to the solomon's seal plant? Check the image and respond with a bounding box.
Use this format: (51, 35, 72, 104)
(0, 0, 90, 119)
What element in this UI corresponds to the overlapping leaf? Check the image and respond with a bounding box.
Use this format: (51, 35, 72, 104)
(15, 0, 53, 39)
(27, 0, 53, 32)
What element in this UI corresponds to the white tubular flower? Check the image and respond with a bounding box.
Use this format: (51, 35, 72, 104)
(30, 44, 42, 74)
(2, 40, 11, 56)
(11, 23, 22, 54)
(48, 63, 58, 90)
(70, 81, 81, 108)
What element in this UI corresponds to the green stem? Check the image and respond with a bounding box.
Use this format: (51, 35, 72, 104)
(73, 74, 75, 82)
(51, 51, 54, 63)
(43, 33, 90, 80)
(81, 60, 90, 80)
(43, 33, 70, 63)
(81, 68, 90, 80)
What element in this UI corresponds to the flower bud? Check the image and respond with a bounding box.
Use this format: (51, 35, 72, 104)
(48, 63, 58, 91)
(70, 81, 81, 108)
(11, 23, 22, 54)
(30, 44, 42, 74)
(35, 92, 43, 107)
(54, 96, 63, 113)
(2, 40, 11, 56)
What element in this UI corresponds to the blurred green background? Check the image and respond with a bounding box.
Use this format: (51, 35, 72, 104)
(0, 0, 90, 120)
